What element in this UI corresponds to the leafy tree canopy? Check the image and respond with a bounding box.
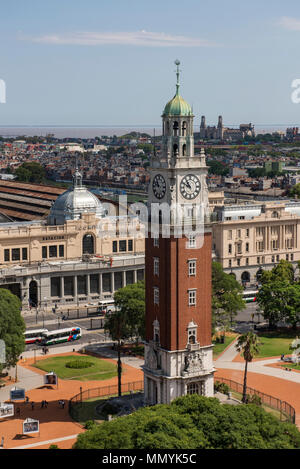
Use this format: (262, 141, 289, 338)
(15, 162, 46, 183)
(0, 288, 25, 371)
(73, 394, 300, 449)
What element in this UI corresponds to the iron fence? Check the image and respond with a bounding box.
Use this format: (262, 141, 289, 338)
(216, 376, 296, 424)
(69, 380, 144, 420)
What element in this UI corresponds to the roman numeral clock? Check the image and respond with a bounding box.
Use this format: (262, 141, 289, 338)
(143, 60, 215, 406)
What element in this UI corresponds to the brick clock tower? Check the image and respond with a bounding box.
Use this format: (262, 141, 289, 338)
(143, 61, 215, 405)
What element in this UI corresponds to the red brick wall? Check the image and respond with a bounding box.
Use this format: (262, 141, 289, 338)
(145, 231, 212, 351)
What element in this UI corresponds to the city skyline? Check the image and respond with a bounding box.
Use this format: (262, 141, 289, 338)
(1, 1, 300, 128)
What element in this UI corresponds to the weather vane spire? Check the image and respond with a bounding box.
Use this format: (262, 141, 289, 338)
(174, 59, 180, 95)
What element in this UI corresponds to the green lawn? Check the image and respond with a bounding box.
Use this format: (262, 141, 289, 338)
(33, 355, 118, 381)
(279, 363, 300, 371)
(256, 332, 296, 358)
(213, 335, 237, 358)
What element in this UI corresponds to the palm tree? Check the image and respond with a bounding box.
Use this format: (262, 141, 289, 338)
(235, 331, 261, 403)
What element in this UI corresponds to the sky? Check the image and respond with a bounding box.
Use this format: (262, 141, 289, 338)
(1, 0, 300, 130)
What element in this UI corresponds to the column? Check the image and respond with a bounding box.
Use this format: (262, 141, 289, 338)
(111, 272, 114, 293)
(60, 276, 64, 299)
(86, 274, 90, 297)
(99, 273, 102, 296)
(133, 270, 137, 283)
(74, 276, 78, 303)
(122, 271, 126, 288)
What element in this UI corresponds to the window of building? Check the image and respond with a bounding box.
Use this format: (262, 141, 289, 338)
(51, 277, 61, 297)
(22, 247, 28, 260)
(229, 259, 232, 268)
(49, 245, 57, 258)
(246, 258, 249, 265)
(237, 243, 242, 254)
(237, 259, 240, 266)
(113, 241, 118, 253)
(154, 287, 159, 305)
(102, 273, 111, 292)
(246, 229, 249, 237)
(187, 235, 196, 248)
(276, 255, 279, 261)
(153, 319, 160, 343)
(42, 246, 47, 259)
(128, 239, 133, 251)
(90, 274, 99, 294)
(82, 234, 94, 254)
(291, 254, 294, 261)
(126, 271, 134, 285)
(119, 240, 127, 252)
(237, 229, 241, 238)
(64, 277, 74, 296)
(286, 254, 289, 261)
(238, 216, 245, 220)
(77, 275, 87, 295)
(59, 245, 64, 257)
(137, 269, 144, 281)
(4, 249, 9, 262)
(225, 217, 232, 221)
(154, 257, 159, 276)
(188, 289, 196, 306)
(246, 243, 249, 252)
(257, 256, 260, 264)
(188, 260, 196, 276)
(11, 248, 20, 261)
(187, 383, 199, 395)
(228, 244, 232, 254)
(114, 272, 123, 290)
(228, 230, 232, 240)
(153, 237, 159, 247)
(272, 255, 275, 263)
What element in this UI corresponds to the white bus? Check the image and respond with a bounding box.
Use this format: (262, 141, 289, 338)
(24, 329, 48, 345)
(40, 327, 81, 346)
(242, 290, 258, 303)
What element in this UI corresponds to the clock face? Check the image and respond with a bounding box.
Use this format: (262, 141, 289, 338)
(180, 174, 201, 200)
(152, 174, 166, 199)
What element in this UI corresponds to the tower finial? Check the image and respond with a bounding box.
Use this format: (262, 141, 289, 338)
(174, 59, 180, 95)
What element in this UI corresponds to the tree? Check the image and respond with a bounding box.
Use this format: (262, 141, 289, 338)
(113, 281, 145, 341)
(212, 262, 245, 337)
(289, 183, 300, 199)
(15, 162, 46, 183)
(73, 394, 300, 449)
(0, 289, 25, 375)
(236, 332, 261, 403)
(104, 282, 145, 396)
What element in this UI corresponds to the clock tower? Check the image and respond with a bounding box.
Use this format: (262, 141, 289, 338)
(143, 61, 215, 405)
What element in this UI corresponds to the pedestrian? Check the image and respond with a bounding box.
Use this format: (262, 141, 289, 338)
(58, 400, 61, 408)
(31, 401, 35, 410)
(25, 396, 29, 403)
(44, 400, 48, 408)
(0, 437, 4, 448)
(61, 400, 65, 409)
(16, 407, 20, 416)
(41, 400, 44, 408)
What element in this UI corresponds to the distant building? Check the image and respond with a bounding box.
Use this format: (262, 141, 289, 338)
(200, 116, 255, 141)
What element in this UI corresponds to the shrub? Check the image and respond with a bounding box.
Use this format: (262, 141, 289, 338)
(49, 444, 60, 449)
(246, 394, 262, 406)
(65, 360, 94, 369)
(214, 381, 230, 395)
(84, 420, 96, 430)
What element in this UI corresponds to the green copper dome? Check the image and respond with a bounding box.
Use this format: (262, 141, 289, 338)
(163, 93, 193, 116)
(162, 60, 193, 117)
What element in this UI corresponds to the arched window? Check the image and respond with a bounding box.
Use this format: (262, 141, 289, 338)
(182, 121, 187, 136)
(241, 271, 250, 283)
(272, 211, 279, 218)
(173, 144, 178, 157)
(182, 144, 186, 156)
(173, 121, 179, 136)
(82, 234, 95, 254)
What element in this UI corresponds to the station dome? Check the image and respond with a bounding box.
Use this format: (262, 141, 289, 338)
(48, 169, 105, 225)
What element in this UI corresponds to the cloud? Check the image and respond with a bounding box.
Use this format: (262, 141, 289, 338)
(278, 16, 300, 31)
(23, 30, 218, 47)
